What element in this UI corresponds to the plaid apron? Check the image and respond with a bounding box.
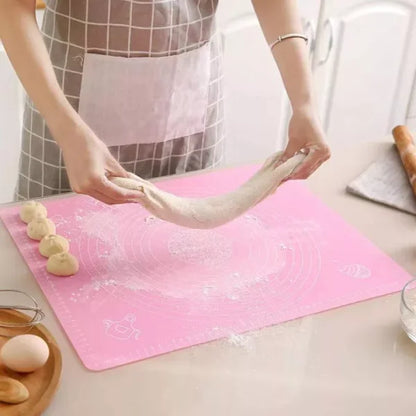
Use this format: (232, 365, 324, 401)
(16, 0, 224, 200)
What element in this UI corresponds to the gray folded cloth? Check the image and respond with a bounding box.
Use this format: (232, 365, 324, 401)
(347, 145, 416, 215)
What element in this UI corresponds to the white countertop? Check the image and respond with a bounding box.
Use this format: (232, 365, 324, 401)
(1, 141, 416, 416)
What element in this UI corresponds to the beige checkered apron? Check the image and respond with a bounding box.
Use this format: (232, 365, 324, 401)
(16, 0, 224, 200)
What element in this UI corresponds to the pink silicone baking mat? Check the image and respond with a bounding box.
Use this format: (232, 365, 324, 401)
(0, 167, 411, 371)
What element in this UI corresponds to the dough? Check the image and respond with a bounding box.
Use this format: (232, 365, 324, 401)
(27, 217, 56, 240)
(47, 252, 79, 276)
(19, 200, 47, 224)
(111, 152, 305, 229)
(0, 376, 29, 404)
(39, 234, 70, 258)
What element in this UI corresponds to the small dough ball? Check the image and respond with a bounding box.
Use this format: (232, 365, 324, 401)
(47, 252, 79, 276)
(39, 234, 69, 258)
(27, 217, 56, 241)
(19, 200, 47, 224)
(0, 376, 29, 403)
(0, 334, 50, 373)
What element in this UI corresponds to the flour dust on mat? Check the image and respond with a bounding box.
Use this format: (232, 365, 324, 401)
(66, 209, 310, 308)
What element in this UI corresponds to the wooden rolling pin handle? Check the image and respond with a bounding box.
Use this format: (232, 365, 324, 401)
(392, 125, 416, 195)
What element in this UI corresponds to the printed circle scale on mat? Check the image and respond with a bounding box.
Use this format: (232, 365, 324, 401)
(67, 184, 321, 322)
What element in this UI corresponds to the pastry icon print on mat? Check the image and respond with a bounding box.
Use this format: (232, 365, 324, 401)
(103, 314, 141, 341)
(339, 263, 371, 279)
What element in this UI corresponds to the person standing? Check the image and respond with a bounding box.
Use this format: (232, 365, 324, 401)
(0, 0, 329, 204)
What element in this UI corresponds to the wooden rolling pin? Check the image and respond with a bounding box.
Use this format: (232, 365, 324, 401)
(392, 125, 416, 195)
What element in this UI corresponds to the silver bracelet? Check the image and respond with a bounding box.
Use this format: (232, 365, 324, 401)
(269, 33, 309, 51)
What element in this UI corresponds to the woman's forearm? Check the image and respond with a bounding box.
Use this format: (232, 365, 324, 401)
(252, 0, 315, 112)
(0, 0, 81, 145)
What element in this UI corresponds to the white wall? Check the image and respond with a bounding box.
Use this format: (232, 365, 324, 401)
(0, 44, 22, 203)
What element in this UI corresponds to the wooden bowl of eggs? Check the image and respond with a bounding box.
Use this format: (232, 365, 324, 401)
(0, 309, 62, 415)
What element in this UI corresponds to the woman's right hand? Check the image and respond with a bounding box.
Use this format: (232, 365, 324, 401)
(0, 0, 141, 205)
(58, 122, 143, 205)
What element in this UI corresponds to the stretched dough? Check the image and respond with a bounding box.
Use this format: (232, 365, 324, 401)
(20, 200, 47, 224)
(27, 217, 56, 240)
(47, 252, 79, 277)
(39, 234, 70, 258)
(111, 152, 305, 229)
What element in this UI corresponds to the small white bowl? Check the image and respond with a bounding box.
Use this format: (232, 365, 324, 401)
(400, 278, 416, 342)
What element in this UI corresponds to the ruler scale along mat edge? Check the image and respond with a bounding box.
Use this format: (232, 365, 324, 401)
(0, 166, 411, 371)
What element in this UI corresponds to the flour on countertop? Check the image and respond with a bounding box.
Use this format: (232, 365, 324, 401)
(227, 333, 254, 351)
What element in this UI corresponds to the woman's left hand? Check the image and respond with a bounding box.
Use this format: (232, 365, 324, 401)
(279, 107, 331, 180)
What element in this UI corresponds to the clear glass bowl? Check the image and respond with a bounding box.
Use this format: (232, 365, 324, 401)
(400, 278, 416, 343)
